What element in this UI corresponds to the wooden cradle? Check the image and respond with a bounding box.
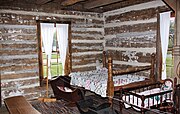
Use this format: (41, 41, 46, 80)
(50, 76, 84, 105)
(118, 78, 175, 114)
(103, 51, 156, 104)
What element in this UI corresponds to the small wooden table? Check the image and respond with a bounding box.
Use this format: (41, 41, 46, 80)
(4, 96, 40, 114)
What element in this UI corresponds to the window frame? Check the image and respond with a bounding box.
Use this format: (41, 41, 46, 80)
(37, 20, 72, 86)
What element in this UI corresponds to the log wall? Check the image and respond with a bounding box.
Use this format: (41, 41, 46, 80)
(0, 7, 104, 103)
(103, 0, 167, 68)
(0, 0, 169, 104)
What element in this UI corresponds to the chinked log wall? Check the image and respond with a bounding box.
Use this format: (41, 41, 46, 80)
(0, 8, 104, 102)
(0, 0, 169, 104)
(104, 0, 167, 70)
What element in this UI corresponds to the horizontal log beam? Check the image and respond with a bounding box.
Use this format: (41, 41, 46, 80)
(36, 0, 52, 5)
(112, 65, 151, 76)
(61, 0, 85, 6)
(116, 80, 154, 90)
(84, 0, 123, 9)
(163, 0, 176, 11)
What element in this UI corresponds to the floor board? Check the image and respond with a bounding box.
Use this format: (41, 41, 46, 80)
(0, 106, 9, 114)
(0, 91, 172, 114)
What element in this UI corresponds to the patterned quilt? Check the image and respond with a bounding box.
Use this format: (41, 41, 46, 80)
(70, 68, 146, 97)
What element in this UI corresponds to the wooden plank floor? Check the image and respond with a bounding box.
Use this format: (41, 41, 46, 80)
(0, 106, 9, 114)
(1, 105, 165, 114)
(0, 92, 171, 114)
(0, 103, 168, 114)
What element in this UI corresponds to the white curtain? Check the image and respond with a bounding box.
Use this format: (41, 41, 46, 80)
(56, 24, 69, 75)
(160, 12, 171, 80)
(41, 23, 55, 79)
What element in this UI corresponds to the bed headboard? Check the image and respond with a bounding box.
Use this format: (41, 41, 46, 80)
(103, 51, 155, 78)
(102, 51, 155, 78)
(102, 51, 107, 68)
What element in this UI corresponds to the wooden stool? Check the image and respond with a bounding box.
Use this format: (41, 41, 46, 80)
(4, 96, 40, 114)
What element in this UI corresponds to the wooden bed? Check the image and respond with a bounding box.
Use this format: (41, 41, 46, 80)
(70, 51, 156, 104)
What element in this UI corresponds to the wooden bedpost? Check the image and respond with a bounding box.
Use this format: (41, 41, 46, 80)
(103, 51, 106, 68)
(119, 87, 123, 114)
(174, 77, 177, 88)
(141, 95, 145, 114)
(150, 53, 155, 82)
(107, 57, 114, 105)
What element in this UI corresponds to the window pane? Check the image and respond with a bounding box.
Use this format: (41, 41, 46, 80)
(42, 31, 62, 78)
(166, 17, 174, 79)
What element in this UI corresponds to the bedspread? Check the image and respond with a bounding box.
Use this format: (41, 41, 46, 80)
(70, 68, 146, 97)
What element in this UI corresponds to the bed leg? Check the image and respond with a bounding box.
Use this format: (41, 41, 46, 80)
(107, 57, 114, 106)
(141, 95, 145, 114)
(108, 97, 113, 106)
(119, 87, 123, 114)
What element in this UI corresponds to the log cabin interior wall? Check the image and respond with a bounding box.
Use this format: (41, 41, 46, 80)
(0, 0, 170, 105)
(0, 7, 104, 103)
(103, 0, 168, 75)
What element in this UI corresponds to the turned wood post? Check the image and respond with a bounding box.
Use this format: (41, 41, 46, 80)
(37, 21, 44, 86)
(150, 53, 155, 81)
(103, 51, 106, 68)
(119, 87, 123, 114)
(174, 77, 177, 88)
(141, 95, 145, 114)
(107, 57, 114, 104)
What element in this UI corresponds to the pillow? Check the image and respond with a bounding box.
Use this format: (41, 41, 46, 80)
(64, 87, 73, 92)
(57, 86, 73, 92)
(57, 86, 65, 91)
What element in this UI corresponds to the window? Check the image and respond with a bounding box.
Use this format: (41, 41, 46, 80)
(37, 21, 71, 85)
(42, 31, 63, 78)
(166, 17, 175, 79)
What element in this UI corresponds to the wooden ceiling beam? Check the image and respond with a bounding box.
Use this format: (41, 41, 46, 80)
(36, 0, 52, 5)
(84, 0, 124, 9)
(61, 0, 85, 6)
(163, 0, 176, 11)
